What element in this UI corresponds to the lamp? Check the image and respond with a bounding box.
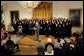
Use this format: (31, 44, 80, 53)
(18, 1, 41, 8)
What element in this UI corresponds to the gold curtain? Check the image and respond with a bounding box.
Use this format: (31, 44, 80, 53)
(33, 2, 52, 20)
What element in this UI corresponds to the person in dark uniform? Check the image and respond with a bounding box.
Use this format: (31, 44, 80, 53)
(51, 21, 55, 37)
(67, 19, 71, 37)
(65, 19, 68, 37)
(49, 21, 52, 35)
(6, 37, 14, 55)
(59, 20, 62, 38)
(31, 21, 34, 35)
(45, 20, 50, 37)
(39, 20, 43, 35)
(32, 20, 36, 35)
(21, 20, 24, 34)
(62, 20, 66, 38)
(26, 21, 29, 35)
(48, 20, 52, 35)
(57, 20, 61, 40)
(66, 19, 69, 36)
(23, 21, 25, 34)
(43, 21, 46, 35)
(69, 19, 72, 36)
(16, 19, 19, 34)
(28, 21, 32, 35)
(55, 22, 58, 39)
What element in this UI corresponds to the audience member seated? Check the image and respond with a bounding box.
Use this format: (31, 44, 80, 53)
(5, 34, 20, 54)
(1, 44, 8, 55)
(12, 38, 20, 52)
(36, 40, 44, 55)
(68, 41, 76, 56)
(44, 38, 54, 55)
(45, 43, 54, 55)
(54, 39, 60, 55)
(7, 23, 14, 34)
(6, 36, 15, 54)
(76, 32, 83, 56)
(1, 27, 7, 40)
(54, 39, 65, 56)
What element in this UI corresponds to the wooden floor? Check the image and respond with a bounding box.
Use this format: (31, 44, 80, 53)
(11, 35, 55, 55)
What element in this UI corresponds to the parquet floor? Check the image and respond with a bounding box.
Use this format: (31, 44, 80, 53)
(11, 35, 55, 55)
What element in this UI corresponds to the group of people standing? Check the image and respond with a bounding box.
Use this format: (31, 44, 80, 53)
(13, 18, 72, 38)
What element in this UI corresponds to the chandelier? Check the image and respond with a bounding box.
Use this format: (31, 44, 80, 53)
(18, 1, 41, 8)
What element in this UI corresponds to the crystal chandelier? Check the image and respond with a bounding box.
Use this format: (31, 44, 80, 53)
(18, 1, 41, 8)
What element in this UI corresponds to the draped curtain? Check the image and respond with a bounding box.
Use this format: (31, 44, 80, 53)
(33, 2, 52, 20)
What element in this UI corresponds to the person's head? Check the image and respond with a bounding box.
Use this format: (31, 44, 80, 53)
(54, 39, 58, 44)
(46, 44, 54, 53)
(60, 21, 62, 24)
(27, 21, 28, 24)
(46, 20, 48, 24)
(30, 21, 32, 24)
(57, 38, 61, 43)
(47, 38, 52, 43)
(43, 22, 45, 24)
(64, 38, 71, 43)
(55, 24, 58, 27)
(36, 22, 39, 25)
(60, 39, 65, 46)
(39, 39, 41, 42)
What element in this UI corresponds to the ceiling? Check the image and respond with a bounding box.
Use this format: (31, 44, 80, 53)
(1, 1, 52, 4)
